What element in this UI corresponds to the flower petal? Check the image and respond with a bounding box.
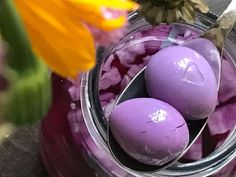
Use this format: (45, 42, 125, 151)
(189, 0, 209, 13)
(68, 0, 138, 11)
(14, 0, 95, 78)
(64, 0, 137, 31)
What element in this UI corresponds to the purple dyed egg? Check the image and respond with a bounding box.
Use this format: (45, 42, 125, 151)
(145, 46, 218, 120)
(109, 98, 189, 166)
(183, 38, 221, 84)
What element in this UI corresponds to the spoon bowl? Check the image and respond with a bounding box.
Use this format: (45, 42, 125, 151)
(107, 67, 207, 172)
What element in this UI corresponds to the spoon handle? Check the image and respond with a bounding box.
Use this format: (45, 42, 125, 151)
(201, 0, 236, 53)
(217, 0, 236, 30)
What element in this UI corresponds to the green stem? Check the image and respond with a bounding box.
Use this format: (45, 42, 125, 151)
(0, 0, 37, 74)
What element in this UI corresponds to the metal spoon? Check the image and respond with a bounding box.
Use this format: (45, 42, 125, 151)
(107, 67, 207, 172)
(107, 1, 236, 172)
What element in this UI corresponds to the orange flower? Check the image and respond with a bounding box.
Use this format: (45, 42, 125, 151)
(13, 0, 137, 78)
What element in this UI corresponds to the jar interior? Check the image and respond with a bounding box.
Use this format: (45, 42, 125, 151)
(80, 12, 236, 176)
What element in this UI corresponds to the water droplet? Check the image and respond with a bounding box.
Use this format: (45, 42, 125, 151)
(182, 63, 205, 86)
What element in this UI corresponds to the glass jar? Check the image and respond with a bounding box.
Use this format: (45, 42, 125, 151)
(40, 10, 236, 177)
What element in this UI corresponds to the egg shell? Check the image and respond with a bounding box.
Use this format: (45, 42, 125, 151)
(145, 46, 218, 120)
(109, 98, 189, 166)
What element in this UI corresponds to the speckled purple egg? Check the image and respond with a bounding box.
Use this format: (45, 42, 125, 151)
(145, 46, 218, 120)
(109, 98, 189, 166)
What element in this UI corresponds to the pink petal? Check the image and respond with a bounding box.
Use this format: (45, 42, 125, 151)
(116, 49, 136, 67)
(182, 135, 203, 161)
(127, 64, 144, 78)
(143, 55, 152, 65)
(208, 103, 236, 135)
(219, 60, 236, 103)
(116, 34, 146, 67)
(103, 55, 115, 72)
(176, 35, 185, 42)
(141, 24, 171, 55)
(100, 92, 116, 102)
(125, 38, 146, 56)
(142, 24, 171, 37)
(116, 41, 145, 67)
(143, 40, 162, 55)
(184, 30, 193, 38)
(103, 98, 117, 119)
(99, 67, 122, 90)
(120, 74, 131, 91)
(101, 101, 108, 107)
